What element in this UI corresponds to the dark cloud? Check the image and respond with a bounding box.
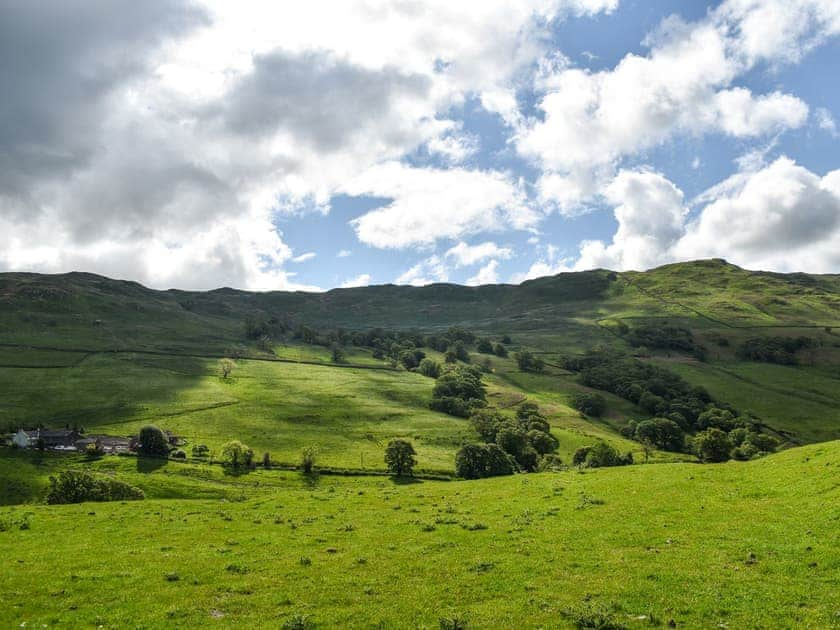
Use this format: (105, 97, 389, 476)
(212, 50, 431, 152)
(0, 0, 208, 204)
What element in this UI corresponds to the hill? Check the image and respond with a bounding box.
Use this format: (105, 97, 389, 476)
(2, 258, 840, 458)
(1, 441, 837, 627)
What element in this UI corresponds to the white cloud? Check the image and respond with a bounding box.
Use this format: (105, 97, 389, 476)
(816, 107, 838, 136)
(518, 0, 835, 211)
(346, 162, 537, 249)
(445, 241, 513, 267)
(565, 157, 840, 274)
(573, 169, 687, 271)
(340, 273, 372, 288)
(467, 260, 502, 285)
(337, 249, 353, 258)
(292, 252, 316, 263)
(0, 0, 618, 289)
(395, 255, 449, 286)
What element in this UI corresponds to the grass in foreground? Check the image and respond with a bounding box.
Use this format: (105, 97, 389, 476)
(1, 443, 837, 628)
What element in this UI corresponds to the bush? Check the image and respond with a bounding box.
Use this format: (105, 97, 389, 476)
(220, 440, 254, 470)
(384, 439, 417, 476)
(138, 425, 170, 457)
(493, 343, 508, 358)
(515, 350, 545, 373)
(572, 392, 606, 417)
(455, 443, 516, 479)
(476, 338, 494, 354)
(737, 336, 812, 364)
(693, 428, 731, 463)
(171, 449, 187, 460)
(300, 446, 317, 473)
(191, 444, 209, 458)
(573, 442, 632, 468)
(418, 358, 442, 379)
(47, 470, 144, 504)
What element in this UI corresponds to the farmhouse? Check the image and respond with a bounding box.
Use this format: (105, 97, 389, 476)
(11, 428, 79, 449)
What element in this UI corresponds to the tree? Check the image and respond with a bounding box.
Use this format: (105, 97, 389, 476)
(384, 439, 417, 476)
(493, 343, 508, 358)
(476, 338, 494, 354)
(515, 350, 544, 373)
(221, 440, 254, 470)
(430, 365, 487, 417)
(634, 418, 685, 452)
(300, 446, 317, 474)
(219, 358, 235, 379)
(470, 408, 504, 442)
(455, 443, 515, 479)
(138, 425, 169, 457)
(331, 343, 346, 363)
(693, 428, 731, 463)
(572, 392, 606, 417)
(418, 358, 441, 378)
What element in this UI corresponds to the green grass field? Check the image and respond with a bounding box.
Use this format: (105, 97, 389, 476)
(1, 443, 838, 628)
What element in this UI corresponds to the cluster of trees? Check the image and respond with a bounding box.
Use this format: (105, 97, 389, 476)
(621, 324, 706, 360)
(564, 350, 778, 462)
(430, 364, 486, 417)
(515, 350, 545, 373)
(455, 403, 559, 478)
(737, 336, 813, 365)
(47, 470, 144, 504)
(286, 324, 512, 371)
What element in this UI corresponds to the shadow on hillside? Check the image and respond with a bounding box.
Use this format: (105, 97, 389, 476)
(136, 456, 167, 474)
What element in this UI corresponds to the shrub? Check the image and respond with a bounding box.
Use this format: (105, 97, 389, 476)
(574, 442, 632, 468)
(493, 343, 508, 358)
(515, 350, 545, 373)
(220, 440, 254, 470)
(572, 392, 606, 417)
(300, 446, 317, 474)
(418, 358, 442, 379)
(455, 443, 516, 479)
(476, 338, 494, 354)
(262, 452, 272, 468)
(191, 444, 209, 458)
(171, 449, 187, 460)
(138, 425, 169, 457)
(85, 441, 104, 459)
(384, 439, 416, 476)
(693, 428, 731, 463)
(47, 470, 144, 504)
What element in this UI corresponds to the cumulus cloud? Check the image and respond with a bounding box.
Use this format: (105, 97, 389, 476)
(445, 241, 513, 267)
(467, 260, 502, 286)
(567, 157, 840, 273)
(0, 0, 617, 289)
(395, 256, 449, 286)
(517, 0, 835, 211)
(346, 163, 537, 249)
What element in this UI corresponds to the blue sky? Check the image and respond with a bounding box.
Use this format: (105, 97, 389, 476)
(2, 0, 839, 290)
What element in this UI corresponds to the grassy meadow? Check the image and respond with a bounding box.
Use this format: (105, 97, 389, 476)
(1, 442, 838, 628)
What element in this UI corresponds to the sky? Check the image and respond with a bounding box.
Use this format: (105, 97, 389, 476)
(1, 0, 839, 291)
